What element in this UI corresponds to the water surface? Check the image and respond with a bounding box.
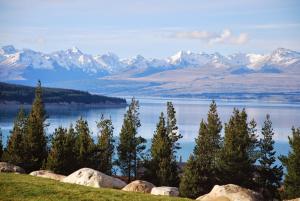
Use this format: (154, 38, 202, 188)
(1, 98, 299, 161)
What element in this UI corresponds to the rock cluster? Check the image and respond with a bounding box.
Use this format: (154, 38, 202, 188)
(0, 162, 25, 174)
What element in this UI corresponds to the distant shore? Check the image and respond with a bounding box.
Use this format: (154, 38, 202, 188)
(0, 101, 127, 109)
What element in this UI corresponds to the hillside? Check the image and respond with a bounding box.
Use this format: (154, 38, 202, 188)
(0, 82, 126, 106)
(0, 173, 191, 201)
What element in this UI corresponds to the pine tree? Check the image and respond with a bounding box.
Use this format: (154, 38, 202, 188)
(147, 112, 179, 186)
(279, 127, 300, 199)
(117, 98, 146, 182)
(0, 128, 3, 160)
(6, 107, 27, 164)
(206, 100, 222, 169)
(257, 114, 283, 200)
(218, 108, 257, 189)
(46, 125, 77, 175)
(180, 120, 210, 198)
(166, 102, 182, 153)
(75, 117, 95, 168)
(64, 125, 78, 172)
(46, 127, 67, 174)
(180, 101, 222, 198)
(96, 115, 115, 175)
(24, 80, 48, 172)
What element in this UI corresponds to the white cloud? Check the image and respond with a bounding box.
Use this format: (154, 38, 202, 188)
(172, 29, 249, 45)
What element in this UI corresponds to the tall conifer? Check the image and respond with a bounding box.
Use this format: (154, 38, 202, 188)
(46, 125, 77, 174)
(166, 102, 182, 153)
(218, 108, 257, 189)
(0, 128, 3, 160)
(279, 127, 300, 199)
(148, 112, 179, 186)
(75, 117, 94, 168)
(117, 98, 146, 182)
(257, 114, 283, 200)
(24, 80, 48, 171)
(180, 101, 222, 198)
(7, 107, 27, 164)
(96, 115, 115, 175)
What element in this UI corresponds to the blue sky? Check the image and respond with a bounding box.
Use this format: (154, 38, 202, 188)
(0, 0, 299, 58)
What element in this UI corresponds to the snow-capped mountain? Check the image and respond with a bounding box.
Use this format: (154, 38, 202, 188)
(1, 45, 300, 81)
(0, 45, 299, 98)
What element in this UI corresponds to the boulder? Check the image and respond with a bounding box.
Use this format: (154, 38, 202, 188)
(151, 186, 179, 197)
(122, 180, 155, 193)
(0, 162, 25, 174)
(62, 168, 126, 189)
(30, 170, 66, 181)
(196, 184, 262, 201)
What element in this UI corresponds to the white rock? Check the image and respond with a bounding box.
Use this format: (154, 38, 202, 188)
(151, 186, 179, 197)
(196, 184, 262, 201)
(29, 170, 66, 181)
(0, 162, 25, 174)
(62, 168, 126, 189)
(122, 180, 155, 193)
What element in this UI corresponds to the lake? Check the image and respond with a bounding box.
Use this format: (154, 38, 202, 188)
(1, 97, 299, 162)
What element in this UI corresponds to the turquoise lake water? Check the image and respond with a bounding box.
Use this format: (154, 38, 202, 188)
(1, 97, 299, 162)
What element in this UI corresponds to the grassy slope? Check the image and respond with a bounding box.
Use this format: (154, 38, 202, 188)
(0, 173, 192, 201)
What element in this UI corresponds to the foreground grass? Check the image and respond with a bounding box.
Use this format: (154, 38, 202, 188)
(0, 173, 192, 201)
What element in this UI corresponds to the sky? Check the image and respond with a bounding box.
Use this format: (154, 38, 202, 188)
(0, 0, 300, 58)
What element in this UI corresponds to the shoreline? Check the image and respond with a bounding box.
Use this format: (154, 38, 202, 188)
(0, 101, 128, 109)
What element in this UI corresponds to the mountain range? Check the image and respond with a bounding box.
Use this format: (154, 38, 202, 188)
(0, 45, 299, 101)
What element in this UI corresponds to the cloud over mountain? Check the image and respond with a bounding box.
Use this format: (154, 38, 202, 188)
(173, 29, 249, 45)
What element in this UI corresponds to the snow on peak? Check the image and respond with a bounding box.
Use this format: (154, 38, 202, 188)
(0, 45, 17, 55)
(268, 48, 300, 66)
(70, 46, 82, 54)
(168, 50, 211, 66)
(94, 52, 122, 72)
(1, 45, 299, 80)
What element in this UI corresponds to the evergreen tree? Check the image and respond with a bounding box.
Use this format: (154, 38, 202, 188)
(180, 120, 210, 198)
(218, 108, 257, 189)
(257, 114, 283, 200)
(117, 98, 146, 182)
(46, 127, 67, 173)
(75, 117, 95, 168)
(46, 125, 77, 175)
(64, 125, 78, 172)
(96, 115, 115, 175)
(180, 101, 222, 198)
(0, 128, 3, 160)
(166, 102, 182, 153)
(206, 100, 222, 169)
(279, 127, 300, 199)
(24, 80, 48, 172)
(147, 112, 179, 186)
(248, 119, 260, 162)
(6, 107, 27, 164)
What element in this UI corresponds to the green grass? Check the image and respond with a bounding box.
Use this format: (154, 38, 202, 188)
(0, 173, 192, 201)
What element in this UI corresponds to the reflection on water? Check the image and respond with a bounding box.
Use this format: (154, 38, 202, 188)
(1, 98, 299, 161)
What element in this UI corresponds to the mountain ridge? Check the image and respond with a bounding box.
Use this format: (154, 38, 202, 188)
(0, 45, 299, 100)
(1, 45, 300, 81)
